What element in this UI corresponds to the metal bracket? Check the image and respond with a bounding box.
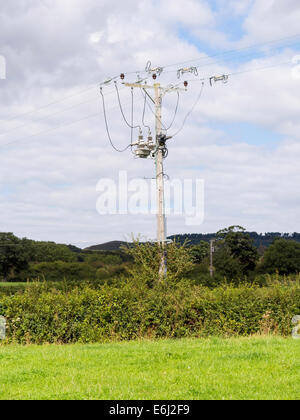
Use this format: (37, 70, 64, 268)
(210, 74, 229, 86)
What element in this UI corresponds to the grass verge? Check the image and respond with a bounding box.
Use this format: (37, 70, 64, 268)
(0, 337, 299, 400)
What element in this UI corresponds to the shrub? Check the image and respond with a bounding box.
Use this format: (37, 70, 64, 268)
(0, 281, 299, 344)
(122, 240, 195, 287)
(259, 239, 300, 275)
(22, 262, 97, 282)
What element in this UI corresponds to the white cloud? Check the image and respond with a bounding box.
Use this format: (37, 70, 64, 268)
(242, 0, 300, 42)
(1, 0, 300, 245)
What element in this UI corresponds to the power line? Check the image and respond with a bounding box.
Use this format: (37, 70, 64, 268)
(139, 87, 180, 132)
(141, 89, 152, 133)
(0, 112, 99, 149)
(164, 91, 180, 131)
(0, 84, 126, 140)
(161, 33, 300, 71)
(0, 85, 98, 126)
(1, 32, 300, 131)
(163, 41, 300, 79)
(171, 82, 205, 138)
(100, 87, 132, 153)
(182, 58, 294, 85)
(0, 57, 295, 151)
(140, 88, 167, 131)
(114, 82, 141, 131)
(0, 74, 142, 130)
(0, 94, 99, 137)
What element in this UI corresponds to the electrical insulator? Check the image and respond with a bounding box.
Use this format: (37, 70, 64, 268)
(120, 73, 125, 80)
(147, 134, 155, 152)
(184, 81, 188, 88)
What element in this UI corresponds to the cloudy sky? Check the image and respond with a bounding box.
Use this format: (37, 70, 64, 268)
(1, 0, 300, 247)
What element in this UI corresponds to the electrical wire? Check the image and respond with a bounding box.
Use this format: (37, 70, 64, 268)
(0, 84, 125, 139)
(227, 59, 294, 78)
(114, 82, 141, 131)
(0, 94, 100, 137)
(0, 55, 296, 151)
(140, 88, 180, 133)
(0, 89, 138, 150)
(140, 89, 167, 131)
(141, 89, 152, 133)
(0, 74, 139, 131)
(0, 112, 100, 149)
(171, 82, 205, 138)
(2, 32, 300, 134)
(163, 42, 300, 78)
(100, 87, 132, 153)
(0, 85, 98, 126)
(163, 91, 180, 131)
(2, 32, 300, 131)
(180, 58, 294, 86)
(161, 33, 300, 70)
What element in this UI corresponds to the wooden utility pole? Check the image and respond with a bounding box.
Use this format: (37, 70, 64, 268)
(154, 83, 167, 277)
(209, 239, 214, 277)
(124, 81, 186, 278)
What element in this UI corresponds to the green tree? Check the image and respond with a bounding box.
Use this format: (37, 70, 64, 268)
(122, 240, 195, 287)
(0, 233, 32, 281)
(259, 239, 300, 275)
(190, 241, 210, 264)
(214, 226, 259, 279)
(29, 241, 77, 263)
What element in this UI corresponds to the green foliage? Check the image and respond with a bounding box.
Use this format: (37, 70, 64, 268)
(0, 280, 299, 344)
(23, 262, 97, 283)
(84, 252, 124, 267)
(259, 239, 300, 275)
(0, 233, 32, 281)
(214, 226, 259, 279)
(190, 241, 209, 264)
(122, 240, 195, 287)
(29, 241, 77, 263)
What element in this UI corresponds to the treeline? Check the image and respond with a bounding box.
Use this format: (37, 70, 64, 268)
(186, 226, 300, 285)
(1, 232, 300, 343)
(0, 232, 131, 284)
(169, 231, 300, 249)
(1, 226, 300, 286)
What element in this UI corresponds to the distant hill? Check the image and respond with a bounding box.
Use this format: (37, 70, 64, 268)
(84, 241, 129, 251)
(83, 232, 300, 252)
(168, 232, 300, 249)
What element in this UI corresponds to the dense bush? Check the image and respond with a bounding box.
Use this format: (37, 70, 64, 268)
(259, 239, 300, 275)
(29, 241, 78, 263)
(213, 226, 259, 279)
(20, 262, 97, 283)
(0, 280, 299, 344)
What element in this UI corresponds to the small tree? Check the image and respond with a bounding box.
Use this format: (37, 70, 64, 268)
(122, 240, 195, 287)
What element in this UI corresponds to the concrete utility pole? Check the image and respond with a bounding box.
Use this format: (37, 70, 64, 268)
(124, 81, 185, 278)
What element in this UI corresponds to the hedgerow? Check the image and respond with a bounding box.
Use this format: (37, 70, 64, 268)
(0, 281, 299, 344)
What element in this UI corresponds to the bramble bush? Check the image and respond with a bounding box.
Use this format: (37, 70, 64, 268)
(0, 280, 299, 344)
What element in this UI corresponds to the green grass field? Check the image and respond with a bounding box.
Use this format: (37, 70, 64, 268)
(0, 337, 299, 400)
